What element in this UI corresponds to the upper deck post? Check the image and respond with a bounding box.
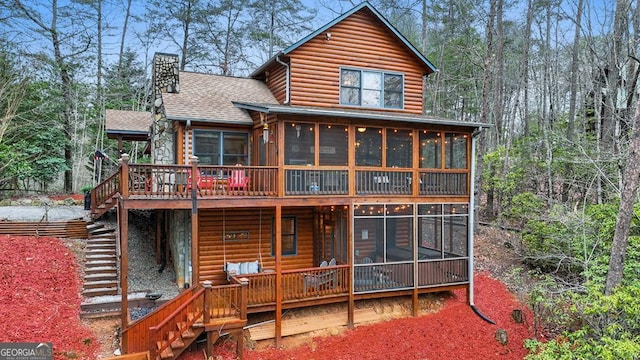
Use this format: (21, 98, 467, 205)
(120, 153, 130, 198)
(190, 156, 200, 285)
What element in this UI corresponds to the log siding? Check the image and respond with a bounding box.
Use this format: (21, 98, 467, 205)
(288, 9, 427, 114)
(198, 208, 315, 284)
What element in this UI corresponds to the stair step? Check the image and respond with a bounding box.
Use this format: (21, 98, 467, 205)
(84, 273, 118, 282)
(177, 322, 196, 338)
(89, 228, 116, 236)
(84, 280, 118, 289)
(86, 254, 117, 261)
(85, 260, 117, 268)
(85, 266, 117, 275)
(86, 223, 105, 232)
(86, 248, 116, 256)
(82, 287, 118, 297)
(86, 244, 116, 251)
(156, 341, 174, 360)
(89, 233, 116, 239)
(168, 331, 185, 349)
(187, 312, 203, 325)
(86, 238, 116, 245)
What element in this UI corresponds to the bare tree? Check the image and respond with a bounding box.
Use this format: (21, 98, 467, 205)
(605, 77, 640, 294)
(9, 0, 93, 193)
(195, 0, 250, 75)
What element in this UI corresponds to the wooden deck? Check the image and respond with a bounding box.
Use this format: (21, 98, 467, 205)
(233, 259, 468, 312)
(90, 161, 468, 214)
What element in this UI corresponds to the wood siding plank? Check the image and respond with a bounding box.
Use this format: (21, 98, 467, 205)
(287, 10, 428, 114)
(198, 208, 315, 284)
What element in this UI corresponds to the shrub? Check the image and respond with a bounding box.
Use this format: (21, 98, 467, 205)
(526, 283, 640, 359)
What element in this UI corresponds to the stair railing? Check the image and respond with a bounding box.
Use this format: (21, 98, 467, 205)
(149, 287, 205, 360)
(122, 287, 200, 354)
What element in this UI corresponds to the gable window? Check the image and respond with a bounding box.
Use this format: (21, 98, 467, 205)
(193, 130, 248, 165)
(271, 216, 297, 256)
(340, 68, 403, 109)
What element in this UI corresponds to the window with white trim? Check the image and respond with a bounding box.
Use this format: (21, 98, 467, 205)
(340, 68, 403, 109)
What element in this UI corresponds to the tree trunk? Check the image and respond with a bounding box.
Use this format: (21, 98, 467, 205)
(522, 0, 532, 138)
(605, 91, 640, 294)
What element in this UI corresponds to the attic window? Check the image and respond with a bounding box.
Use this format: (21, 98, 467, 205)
(340, 68, 403, 109)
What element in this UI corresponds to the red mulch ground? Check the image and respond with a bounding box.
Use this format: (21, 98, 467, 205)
(181, 273, 542, 360)
(45, 194, 85, 202)
(0, 233, 541, 360)
(0, 235, 99, 360)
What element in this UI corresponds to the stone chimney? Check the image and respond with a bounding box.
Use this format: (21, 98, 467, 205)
(153, 53, 179, 94)
(151, 53, 179, 165)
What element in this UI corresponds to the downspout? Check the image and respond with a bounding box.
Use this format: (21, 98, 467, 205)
(275, 55, 290, 104)
(469, 127, 494, 324)
(184, 119, 191, 164)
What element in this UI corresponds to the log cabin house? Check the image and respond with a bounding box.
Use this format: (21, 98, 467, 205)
(96, 2, 489, 359)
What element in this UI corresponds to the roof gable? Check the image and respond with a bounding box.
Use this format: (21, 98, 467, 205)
(251, 1, 437, 77)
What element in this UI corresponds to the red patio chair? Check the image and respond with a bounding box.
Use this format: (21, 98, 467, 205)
(227, 165, 249, 192)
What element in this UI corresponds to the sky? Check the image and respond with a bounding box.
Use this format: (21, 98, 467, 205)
(3, 0, 617, 77)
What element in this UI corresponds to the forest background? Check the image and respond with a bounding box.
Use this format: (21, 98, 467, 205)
(1, 0, 640, 358)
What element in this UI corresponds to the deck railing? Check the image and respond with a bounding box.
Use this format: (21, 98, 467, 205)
(122, 282, 247, 358)
(419, 171, 468, 195)
(126, 164, 278, 197)
(92, 161, 470, 212)
(93, 170, 120, 207)
(417, 258, 469, 287)
(149, 287, 205, 359)
(355, 169, 413, 195)
(237, 265, 350, 305)
(122, 287, 200, 354)
(285, 168, 349, 195)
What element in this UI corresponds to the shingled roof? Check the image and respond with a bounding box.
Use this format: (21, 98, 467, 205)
(162, 72, 278, 125)
(105, 109, 151, 138)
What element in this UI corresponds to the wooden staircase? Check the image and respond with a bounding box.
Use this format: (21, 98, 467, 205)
(82, 222, 119, 298)
(90, 169, 121, 220)
(154, 314, 206, 360)
(121, 283, 248, 360)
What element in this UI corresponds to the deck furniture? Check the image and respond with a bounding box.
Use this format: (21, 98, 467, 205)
(303, 260, 336, 293)
(228, 166, 249, 192)
(225, 260, 260, 281)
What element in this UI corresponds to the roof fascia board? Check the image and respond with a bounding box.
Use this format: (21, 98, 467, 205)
(168, 115, 253, 126)
(233, 102, 490, 129)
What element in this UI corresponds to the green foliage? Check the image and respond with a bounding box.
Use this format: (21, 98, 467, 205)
(526, 284, 640, 359)
(1, 79, 68, 190)
(503, 192, 546, 227)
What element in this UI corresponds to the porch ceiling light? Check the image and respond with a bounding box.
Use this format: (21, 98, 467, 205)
(357, 127, 367, 133)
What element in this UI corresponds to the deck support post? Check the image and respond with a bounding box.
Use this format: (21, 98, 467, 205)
(275, 206, 282, 347)
(347, 204, 354, 328)
(119, 200, 129, 351)
(190, 156, 200, 286)
(203, 280, 212, 358)
(412, 206, 419, 317)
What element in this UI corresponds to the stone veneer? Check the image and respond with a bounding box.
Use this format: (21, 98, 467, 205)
(151, 53, 179, 165)
(167, 210, 192, 288)
(151, 53, 193, 288)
